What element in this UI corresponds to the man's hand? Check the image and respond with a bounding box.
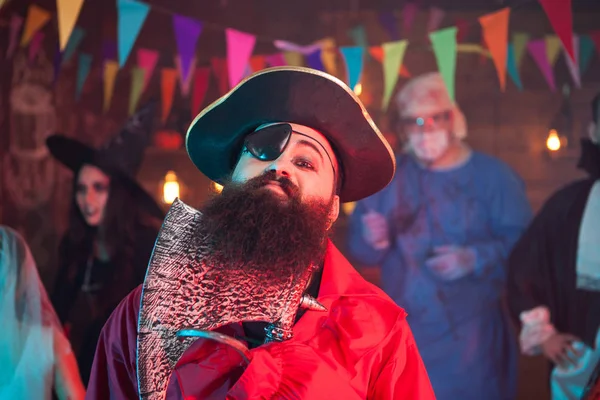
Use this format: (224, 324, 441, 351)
(361, 211, 390, 250)
(541, 332, 582, 367)
(425, 245, 476, 281)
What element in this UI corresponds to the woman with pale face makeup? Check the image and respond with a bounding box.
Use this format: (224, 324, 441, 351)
(46, 103, 164, 386)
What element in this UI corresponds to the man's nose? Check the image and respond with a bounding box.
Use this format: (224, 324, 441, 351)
(266, 158, 291, 178)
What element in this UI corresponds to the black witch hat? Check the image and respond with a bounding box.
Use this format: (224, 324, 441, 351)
(47, 102, 164, 219)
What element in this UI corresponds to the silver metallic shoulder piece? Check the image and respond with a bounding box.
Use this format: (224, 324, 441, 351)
(136, 198, 323, 400)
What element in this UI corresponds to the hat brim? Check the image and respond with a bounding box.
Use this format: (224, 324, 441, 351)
(47, 135, 165, 220)
(186, 67, 395, 203)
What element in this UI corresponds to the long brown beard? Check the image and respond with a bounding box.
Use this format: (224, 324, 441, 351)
(199, 171, 333, 277)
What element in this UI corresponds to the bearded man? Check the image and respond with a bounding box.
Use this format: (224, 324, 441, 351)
(86, 67, 435, 399)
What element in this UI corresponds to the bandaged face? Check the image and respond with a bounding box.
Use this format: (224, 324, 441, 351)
(400, 110, 453, 162)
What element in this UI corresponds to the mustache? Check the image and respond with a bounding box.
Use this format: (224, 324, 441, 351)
(226, 170, 300, 199)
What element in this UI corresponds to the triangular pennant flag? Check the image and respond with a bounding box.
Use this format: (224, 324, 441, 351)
(103, 40, 117, 62)
(103, 60, 119, 112)
(402, 2, 418, 37)
(579, 35, 594, 75)
(172, 15, 203, 82)
(348, 25, 368, 48)
(538, 0, 574, 61)
(191, 67, 210, 116)
(273, 40, 322, 55)
(429, 27, 458, 100)
(479, 8, 510, 91)
(76, 53, 92, 100)
(210, 57, 229, 95)
(57, 0, 85, 51)
(116, 0, 150, 67)
(564, 35, 580, 88)
(249, 55, 266, 72)
(161, 68, 177, 123)
(340, 47, 364, 90)
(512, 32, 530, 67)
(136, 48, 158, 93)
(528, 39, 556, 91)
(175, 55, 196, 97)
(306, 49, 325, 71)
(381, 40, 408, 110)
(455, 18, 469, 42)
(29, 31, 44, 62)
(378, 12, 399, 41)
(226, 28, 256, 88)
(545, 35, 562, 66)
(319, 38, 337, 75)
(265, 53, 286, 67)
(506, 44, 523, 91)
(128, 66, 145, 115)
(283, 51, 304, 67)
(20, 5, 51, 47)
(6, 14, 23, 58)
(427, 7, 445, 33)
(370, 46, 411, 76)
(61, 26, 85, 64)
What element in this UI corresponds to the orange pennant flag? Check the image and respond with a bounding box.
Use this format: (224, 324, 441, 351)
(161, 68, 177, 123)
(20, 5, 51, 47)
(103, 60, 119, 112)
(369, 46, 411, 77)
(249, 55, 266, 72)
(479, 8, 510, 91)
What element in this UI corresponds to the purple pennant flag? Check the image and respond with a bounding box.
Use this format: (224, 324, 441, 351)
(103, 40, 117, 62)
(173, 15, 203, 82)
(378, 12, 399, 41)
(306, 49, 325, 71)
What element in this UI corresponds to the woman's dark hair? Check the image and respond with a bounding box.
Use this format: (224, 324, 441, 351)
(60, 168, 141, 287)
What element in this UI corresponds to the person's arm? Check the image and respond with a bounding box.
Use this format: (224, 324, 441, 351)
(367, 318, 435, 400)
(86, 287, 142, 399)
(53, 324, 86, 400)
(470, 167, 532, 282)
(347, 199, 392, 266)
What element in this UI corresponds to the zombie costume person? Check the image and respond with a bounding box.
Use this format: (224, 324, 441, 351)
(507, 94, 600, 400)
(347, 72, 532, 399)
(47, 102, 164, 385)
(0, 225, 85, 399)
(86, 67, 435, 400)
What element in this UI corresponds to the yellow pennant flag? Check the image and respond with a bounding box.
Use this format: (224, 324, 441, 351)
(103, 61, 119, 112)
(512, 32, 530, 67)
(382, 40, 408, 111)
(128, 67, 145, 115)
(57, 0, 85, 50)
(20, 5, 51, 47)
(545, 35, 562, 66)
(283, 51, 304, 67)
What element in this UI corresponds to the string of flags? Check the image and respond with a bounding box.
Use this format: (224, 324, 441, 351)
(3, 0, 600, 123)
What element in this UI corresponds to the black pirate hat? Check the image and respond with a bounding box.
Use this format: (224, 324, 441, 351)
(47, 102, 164, 219)
(186, 67, 396, 203)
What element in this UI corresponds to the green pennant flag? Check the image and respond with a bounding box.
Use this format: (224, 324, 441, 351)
(129, 67, 145, 115)
(512, 32, 530, 67)
(429, 27, 458, 101)
(381, 40, 408, 111)
(579, 35, 595, 75)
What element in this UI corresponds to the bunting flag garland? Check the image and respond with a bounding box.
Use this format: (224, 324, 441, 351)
(175, 55, 196, 96)
(348, 25, 369, 48)
(129, 66, 145, 115)
(137, 48, 159, 94)
(283, 51, 303, 67)
(61, 26, 85, 64)
(564, 35, 580, 88)
(578, 35, 595, 75)
(545, 35, 562, 67)
(210, 57, 229, 95)
(29, 31, 44, 62)
(512, 32, 530, 67)
(75, 52, 92, 99)
(191, 67, 210, 116)
(506, 44, 523, 90)
(226, 28, 256, 88)
(538, 0, 574, 61)
(378, 12, 399, 41)
(249, 55, 267, 72)
(340, 46, 364, 90)
(6, 14, 23, 59)
(306, 49, 325, 71)
(161, 67, 177, 123)
(103, 60, 119, 111)
(402, 2, 418, 37)
(528, 39, 556, 91)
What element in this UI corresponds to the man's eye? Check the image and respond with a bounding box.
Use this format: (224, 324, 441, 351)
(295, 159, 314, 170)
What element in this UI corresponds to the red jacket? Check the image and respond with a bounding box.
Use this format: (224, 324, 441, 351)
(87, 241, 435, 399)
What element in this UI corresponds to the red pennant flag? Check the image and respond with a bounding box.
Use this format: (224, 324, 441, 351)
(191, 67, 210, 116)
(455, 18, 469, 42)
(210, 57, 229, 96)
(590, 30, 600, 54)
(538, 0, 574, 61)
